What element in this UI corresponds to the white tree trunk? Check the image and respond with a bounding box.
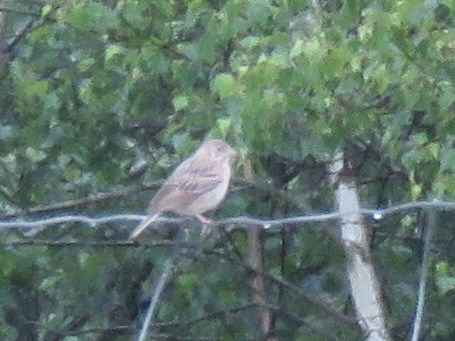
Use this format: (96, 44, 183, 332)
(331, 153, 392, 341)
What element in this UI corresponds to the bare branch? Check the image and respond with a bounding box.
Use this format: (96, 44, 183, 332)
(0, 178, 301, 219)
(0, 7, 40, 16)
(137, 259, 175, 341)
(0, 182, 161, 219)
(0, 239, 185, 248)
(411, 209, 437, 341)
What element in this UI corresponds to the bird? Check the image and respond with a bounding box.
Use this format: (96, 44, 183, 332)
(129, 139, 237, 240)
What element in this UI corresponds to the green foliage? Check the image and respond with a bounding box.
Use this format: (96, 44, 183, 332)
(1, 0, 455, 339)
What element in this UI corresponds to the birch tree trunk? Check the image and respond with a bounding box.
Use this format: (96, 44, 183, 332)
(331, 153, 392, 341)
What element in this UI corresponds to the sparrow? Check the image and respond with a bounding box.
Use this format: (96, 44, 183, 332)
(129, 139, 236, 240)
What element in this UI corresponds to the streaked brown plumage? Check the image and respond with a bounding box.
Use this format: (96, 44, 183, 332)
(129, 139, 236, 240)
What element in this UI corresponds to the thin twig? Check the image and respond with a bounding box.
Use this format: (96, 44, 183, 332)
(411, 208, 437, 341)
(0, 182, 161, 219)
(138, 258, 175, 341)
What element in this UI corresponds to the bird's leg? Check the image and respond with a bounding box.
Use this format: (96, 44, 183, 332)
(195, 213, 211, 224)
(195, 213, 212, 237)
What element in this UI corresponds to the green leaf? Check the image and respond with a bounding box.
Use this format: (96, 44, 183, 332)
(214, 73, 240, 98)
(42, 4, 52, 17)
(105, 44, 124, 61)
(440, 146, 455, 173)
(172, 95, 189, 111)
(215, 117, 232, 138)
(25, 147, 47, 162)
(290, 39, 305, 59)
(438, 86, 455, 110)
(437, 276, 455, 296)
(24, 79, 49, 98)
(0, 125, 13, 141)
(65, 7, 91, 31)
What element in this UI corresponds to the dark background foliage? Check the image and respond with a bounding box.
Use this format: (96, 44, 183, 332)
(1, 0, 455, 339)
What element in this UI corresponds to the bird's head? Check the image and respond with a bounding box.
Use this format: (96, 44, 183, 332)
(199, 139, 237, 164)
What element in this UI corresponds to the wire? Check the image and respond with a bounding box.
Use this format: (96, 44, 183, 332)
(1, 200, 454, 230)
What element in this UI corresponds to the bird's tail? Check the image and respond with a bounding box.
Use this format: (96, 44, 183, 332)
(129, 213, 160, 240)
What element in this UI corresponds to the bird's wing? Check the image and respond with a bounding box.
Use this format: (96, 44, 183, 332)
(148, 158, 223, 212)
